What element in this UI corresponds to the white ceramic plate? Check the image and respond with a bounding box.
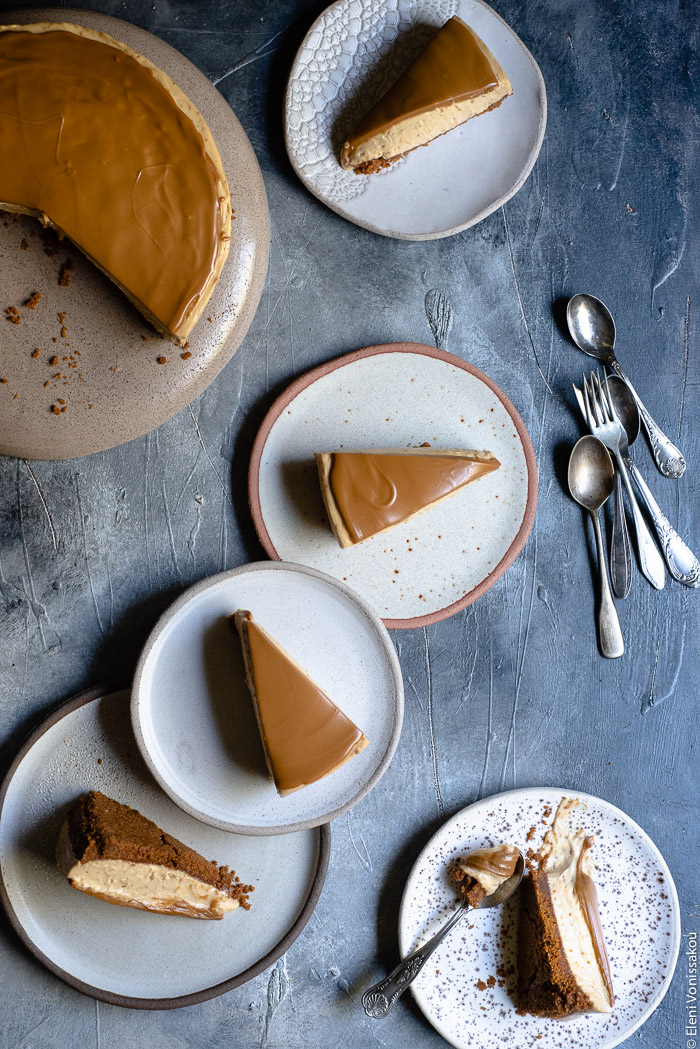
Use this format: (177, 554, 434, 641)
(249, 344, 537, 628)
(0, 688, 328, 1008)
(284, 0, 546, 239)
(398, 787, 680, 1049)
(132, 562, 403, 834)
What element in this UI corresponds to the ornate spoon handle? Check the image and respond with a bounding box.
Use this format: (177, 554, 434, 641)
(362, 904, 467, 1018)
(625, 457, 700, 587)
(610, 468, 633, 598)
(609, 360, 686, 478)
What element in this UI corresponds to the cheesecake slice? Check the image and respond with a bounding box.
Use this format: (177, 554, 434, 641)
(57, 791, 252, 918)
(454, 843, 520, 906)
(315, 447, 500, 547)
(0, 23, 231, 344)
(232, 611, 368, 796)
(518, 798, 614, 1017)
(341, 17, 512, 173)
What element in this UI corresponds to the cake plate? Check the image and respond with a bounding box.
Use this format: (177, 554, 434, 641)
(284, 0, 546, 239)
(249, 343, 537, 628)
(0, 687, 328, 1008)
(0, 9, 269, 460)
(396, 786, 680, 1049)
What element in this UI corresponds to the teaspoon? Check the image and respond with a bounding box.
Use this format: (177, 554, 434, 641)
(362, 850, 524, 1018)
(567, 294, 686, 478)
(568, 436, 624, 658)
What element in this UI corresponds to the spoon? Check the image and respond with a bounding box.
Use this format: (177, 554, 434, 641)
(568, 436, 624, 658)
(567, 294, 686, 478)
(607, 376, 700, 587)
(362, 851, 524, 1019)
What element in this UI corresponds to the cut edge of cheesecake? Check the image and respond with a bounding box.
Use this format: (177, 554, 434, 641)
(517, 798, 614, 1018)
(340, 16, 513, 174)
(314, 447, 501, 548)
(0, 22, 231, 345)
(231, 610, 369, 796)
(56, 791, 253, 919)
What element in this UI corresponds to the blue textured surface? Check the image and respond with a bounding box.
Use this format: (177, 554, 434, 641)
(0, 1, 697, 1046)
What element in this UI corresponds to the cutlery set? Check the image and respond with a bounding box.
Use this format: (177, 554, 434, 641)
(566, 295, 698, 658)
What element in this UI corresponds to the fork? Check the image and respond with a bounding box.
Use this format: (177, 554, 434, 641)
(578, 371, 666, 590)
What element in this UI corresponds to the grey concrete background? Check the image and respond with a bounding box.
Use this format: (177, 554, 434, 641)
(0, 1, 697, 1046)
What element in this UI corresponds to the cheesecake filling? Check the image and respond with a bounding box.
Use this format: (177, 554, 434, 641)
(0, 24, 228, 338)
(540, 799, 614, 1013)
(457, 843, 519, 897)
(66, 857, 238, 917)
(323, 450, 500, 545)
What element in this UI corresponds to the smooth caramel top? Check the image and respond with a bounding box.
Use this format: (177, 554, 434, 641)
(240, 613, 366, 794)
(0, 25, 227, 336)
(463, 844, 520, 879)
(328, 451, 500, 544)
(347, 17, 499, 151)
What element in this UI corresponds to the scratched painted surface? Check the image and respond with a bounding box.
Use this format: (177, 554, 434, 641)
(0, 1, 697, 1047)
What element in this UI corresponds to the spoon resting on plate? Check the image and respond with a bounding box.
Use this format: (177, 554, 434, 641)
(362, 845, 524, 1019)
(566, 294, 686, 478)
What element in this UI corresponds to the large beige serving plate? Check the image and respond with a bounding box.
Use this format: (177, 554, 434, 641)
(0, 9, 269, 460)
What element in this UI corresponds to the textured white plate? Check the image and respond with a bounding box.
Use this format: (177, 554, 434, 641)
(250, 345, 537, 628)
(132, 562, 403, 834)
(0, 688, 328, 1008)
(398, 787, 680, 1049)
(284, 0, 546, 239)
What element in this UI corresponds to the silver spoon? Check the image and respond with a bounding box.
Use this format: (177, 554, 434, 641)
(568, 436, 624, 658)
(567, 294, 686, 478)
(362, 851, 524, 1019)
(607, 376, 700, 587)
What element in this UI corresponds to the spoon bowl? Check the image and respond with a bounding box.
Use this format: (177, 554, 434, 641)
(568, 435, 615, 512)
(607, 375, 640, 445)
(475, 853, 525, 908)
(567, 294, 616, 361)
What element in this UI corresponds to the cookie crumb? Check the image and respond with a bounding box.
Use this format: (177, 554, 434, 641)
(24, 291, 42, 309)
(157, 355, 167, 365)
(5, 306, 21, 324)
(31, 348, 40, 359)
(181, 351, 192, 360)
(49, 355, 58, 366)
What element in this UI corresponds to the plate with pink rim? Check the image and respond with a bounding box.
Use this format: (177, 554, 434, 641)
(396, 787, 680, 1049)
(249, 343, 537, 628)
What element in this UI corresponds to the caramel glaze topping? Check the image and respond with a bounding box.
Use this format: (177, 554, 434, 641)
(0, 27, 224, 335)
(329, 451, 500, 544)
(463, 843, 520, 879)
(242, 614, 366, 794)
(575, 836, 614, 1004)
(347, 17, 499, 152)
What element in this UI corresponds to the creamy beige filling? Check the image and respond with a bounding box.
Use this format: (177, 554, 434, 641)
(457, 860, 505, 897)
(541, 800, 613, 1013)
(343, 84, 510, 169)
(65, 858, 238, 916)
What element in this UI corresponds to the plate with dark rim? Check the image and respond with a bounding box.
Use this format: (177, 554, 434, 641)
(0, 8, 269, 460)
(0, 686, 329, 1009)
(249, 343, 537, 628)
(396, 787, 680, 1049)
(131, 562, 404, 834)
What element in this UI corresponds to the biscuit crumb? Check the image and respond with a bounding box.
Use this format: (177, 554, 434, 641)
(31, 348, 40, 359)
(181, 351, 192, 360)
(5, 306, 21, 324)
(157, 356, 167, 365)
(24, 291, 42, 309)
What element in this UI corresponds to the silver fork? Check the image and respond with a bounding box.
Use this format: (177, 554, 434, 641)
(579, 371, 666, 590)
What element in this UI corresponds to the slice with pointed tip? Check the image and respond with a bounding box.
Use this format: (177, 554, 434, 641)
(315, 447, 501, 547)
(232, 611, 369, 796)
(341, 17, 512, 174)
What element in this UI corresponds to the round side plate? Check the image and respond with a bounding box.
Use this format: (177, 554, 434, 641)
(0, 686, 329, 1009)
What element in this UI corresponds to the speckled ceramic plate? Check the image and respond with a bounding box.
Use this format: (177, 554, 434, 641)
(0, 687, 329, 1009)
(284, 0, 546, 239)
(249, 344, 537, 628)
(132, 562, 403, 834)
(0, 8, 269, 460)
(397, 787, 680, 1049)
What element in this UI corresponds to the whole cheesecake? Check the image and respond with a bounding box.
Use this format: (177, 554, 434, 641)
(518, 798, 614, 1017)
(315, 447, 500, 547)
(57, 791, 253, 919)
(0, 23, 231, 344)
(341, 17, 512, 173)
